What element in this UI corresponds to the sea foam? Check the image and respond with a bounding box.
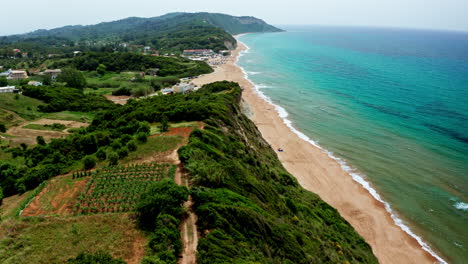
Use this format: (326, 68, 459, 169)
(236, 39, 448, 264)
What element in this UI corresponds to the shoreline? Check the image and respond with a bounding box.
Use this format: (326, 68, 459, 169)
(193, 40, 445, 264)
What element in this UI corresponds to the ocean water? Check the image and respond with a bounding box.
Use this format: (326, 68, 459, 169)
(237, 26, 468, 263)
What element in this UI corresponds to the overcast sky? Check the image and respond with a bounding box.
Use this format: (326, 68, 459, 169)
(1, 0, 467, 35)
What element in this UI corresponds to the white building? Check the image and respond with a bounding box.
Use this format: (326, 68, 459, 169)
(0, 86, 17, 93)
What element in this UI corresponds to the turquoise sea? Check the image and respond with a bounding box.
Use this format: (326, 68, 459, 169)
(237, 26, 468, 263)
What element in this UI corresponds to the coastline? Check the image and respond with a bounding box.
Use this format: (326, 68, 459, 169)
(192, 40, 442, 264)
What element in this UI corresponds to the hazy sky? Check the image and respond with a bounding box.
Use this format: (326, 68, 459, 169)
(1, 0, 467, 35)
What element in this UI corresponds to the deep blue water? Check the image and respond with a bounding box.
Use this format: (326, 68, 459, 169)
(238, 26, 468, 263)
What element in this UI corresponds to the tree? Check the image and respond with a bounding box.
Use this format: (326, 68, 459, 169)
(82, 155, 96, 170)
(41, 74, 52, 85)
(107, 151, 119, 165)
(0, 123, 6, 133)
(96, 148, 106, 160)
(136, 180, 188, 230)
(36, 136, 46, 146)
(136, 132, 148, 143)
(57, 68, 87, 89)
(96, 64, 107, 75)
(0, 77, 7, 87)
(117, 147, 128, 159)
(160, 115, 169, 132)
(127, 140, 137, 152)
(0, 186, 4, 206)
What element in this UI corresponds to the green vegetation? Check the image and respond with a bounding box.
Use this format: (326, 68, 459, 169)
(22, 85, 114, 113)
(24, 123, 67, 131)
(76, 163, 176, 214)
(82, 155, 96, 170)
(137, 180, 189, 263)
(0, 12, 282, 57)
(0, 93, 44, 122)
(55, 52, 213, 77)
(0, 214, 145, 264)
(43, 111, 95, 123)
(68, 251, 125, 264)
(57, 68, 87, 89)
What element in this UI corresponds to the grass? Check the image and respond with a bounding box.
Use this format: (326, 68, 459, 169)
(120, 136, 183, 164)
(43, 111, 95, 123)
(150, 121, 199, 135)
(0, 214, 146, 264)
(0, 190, 33, 221)
(23, 123, 66, 131)
(0, 94, 44, 122)
(83, 87, 118, 96)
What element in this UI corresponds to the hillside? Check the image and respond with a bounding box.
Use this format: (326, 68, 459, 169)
(0, 82, 378, 263)
(0, 12, 282, 55)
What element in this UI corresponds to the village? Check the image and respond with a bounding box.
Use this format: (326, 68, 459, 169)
(0, 46, 231, 97)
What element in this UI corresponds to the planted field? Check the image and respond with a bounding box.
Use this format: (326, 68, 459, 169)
(76, 163, 176, 214)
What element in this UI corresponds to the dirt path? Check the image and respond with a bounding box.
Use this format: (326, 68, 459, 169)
(173, 150, 199, 264)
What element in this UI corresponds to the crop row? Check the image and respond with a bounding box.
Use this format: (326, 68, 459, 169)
(75, 162, 176, 214)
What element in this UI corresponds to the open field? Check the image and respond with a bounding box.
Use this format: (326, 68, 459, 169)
(0, 214, 146, 264)
(0, 94, 44, 122)
(43, 111, 95, 123)
(5, 118, 89, 146)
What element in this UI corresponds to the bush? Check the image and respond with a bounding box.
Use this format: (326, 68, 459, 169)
(132, 87, 154, 97)
(136, 132, 148, 143)
(127, 140, 137, 152)
(68, 251, 125, 264)
(107, 151, 119, 165)
(136, 180, 188, 230)
(82, 155, 96, 170)
(117, 147, 128, 158)
(0, 77, 7, 87)
(112, 87, 132, 96)
(0, 123, 6, 133)
(36, 136, 46, 146)
(96, 148, 106, 160)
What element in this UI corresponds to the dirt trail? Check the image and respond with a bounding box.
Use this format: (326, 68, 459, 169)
(172, 150, 199, 264)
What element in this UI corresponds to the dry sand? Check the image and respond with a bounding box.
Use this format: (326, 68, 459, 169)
(192, 42, 439, 264)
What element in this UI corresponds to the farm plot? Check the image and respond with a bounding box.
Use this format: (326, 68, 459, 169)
(75, 163, 176, 214)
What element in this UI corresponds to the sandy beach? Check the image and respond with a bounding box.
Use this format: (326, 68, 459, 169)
(192, 41, 438, 264)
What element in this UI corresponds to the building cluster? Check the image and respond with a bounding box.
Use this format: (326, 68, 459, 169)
(0, 69, 28, 80)
(161, 82, 197, 95)
(182, 49, 230, 67)
(0, 86, 20, 93)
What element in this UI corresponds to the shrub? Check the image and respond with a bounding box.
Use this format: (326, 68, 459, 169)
(96, 148, 106, 160)
(127, 140, 137, 152)
(68, 251, 125, 264)
(0, 123, 6, 133)
(82, 155, 96, 170)
(136, 180, 188, 230)
(112, 87, 132, 96)
(36, 136, 46, 146)
(136, 132, 148, 143)
(117, 147, 128, 158)
(107, 151, 119, 165)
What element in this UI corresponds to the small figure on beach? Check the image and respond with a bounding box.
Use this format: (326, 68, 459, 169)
(277, 148, 284, 152)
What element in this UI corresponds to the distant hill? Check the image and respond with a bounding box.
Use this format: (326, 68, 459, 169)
(0, 13, 282, 54)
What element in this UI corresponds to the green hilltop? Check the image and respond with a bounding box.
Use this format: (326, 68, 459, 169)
(0, 12, 283, 55)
